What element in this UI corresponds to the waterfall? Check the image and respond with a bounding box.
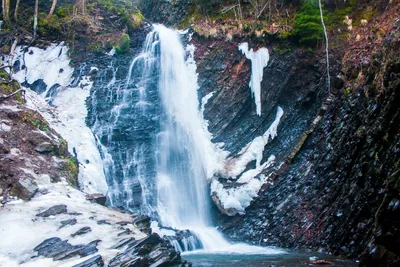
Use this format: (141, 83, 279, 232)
(93, 24, 284, 255)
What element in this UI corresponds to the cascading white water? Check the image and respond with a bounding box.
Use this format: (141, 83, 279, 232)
(95, 24, 284, 255)
(142, 25, 283, 255)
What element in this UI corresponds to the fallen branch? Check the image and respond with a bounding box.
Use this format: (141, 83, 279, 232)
(0, 88, 25, 102)
(0, 65, 12, 70)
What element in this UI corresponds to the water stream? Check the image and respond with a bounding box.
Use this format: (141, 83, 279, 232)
(93, 24, 284, 255)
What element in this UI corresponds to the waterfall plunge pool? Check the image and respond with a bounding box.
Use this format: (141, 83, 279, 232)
(183, 250, 358, 267)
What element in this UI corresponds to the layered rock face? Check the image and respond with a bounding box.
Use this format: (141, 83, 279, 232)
(200, 19, 400, 267)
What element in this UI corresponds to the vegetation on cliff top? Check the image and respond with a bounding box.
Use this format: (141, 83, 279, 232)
(0, 0, 143, 57)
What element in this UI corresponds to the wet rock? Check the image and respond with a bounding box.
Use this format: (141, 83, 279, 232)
(109, 233, 182, 267)
(111, 237, 136, 249)
(54, 240, 100, 260)
(35, 142, 55, 153)
(34, 237, 100, 261)
(72, 255, 104, 267)
(97, 220, 111, 225)
(71, 227, 92, 237)
(36, 205, 67, 217)
(9, 178, 38, 201)
(134, 215, 151, 234)
(34, 237, 74, 258)
(59, 218, 77, 229)
(86, 193, 107, 206)
(118, 229, 132, 236)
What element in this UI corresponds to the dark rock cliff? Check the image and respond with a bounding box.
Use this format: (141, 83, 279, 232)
(192, 16, 400, 267)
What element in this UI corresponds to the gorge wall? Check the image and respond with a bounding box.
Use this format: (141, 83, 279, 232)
(1, 0, 399, 265)
(135, 0, 400, 265)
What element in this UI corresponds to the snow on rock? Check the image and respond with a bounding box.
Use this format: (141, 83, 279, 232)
(224, 106, 284, 179)
(13, 44, 73, 99)
(0, 172, 145, 267)
(238, 42, 270, 116)
(24, 82, 108, 194)
(211, 107, 284, 215)
(212, 156, 276, 216)
(12, 44, 108, 195)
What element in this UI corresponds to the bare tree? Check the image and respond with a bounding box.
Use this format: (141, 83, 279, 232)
(2, 0, 11, 22)
(14, 0, 21, 21)
(318, 0, 331, 93)
(47, 0, 58, 20)
(73, 0, 86, 15)
(33, 0, 38, 39)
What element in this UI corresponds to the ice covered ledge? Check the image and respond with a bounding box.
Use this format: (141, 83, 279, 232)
(211, 107, 284, 216)
(12, 44, 108, 194)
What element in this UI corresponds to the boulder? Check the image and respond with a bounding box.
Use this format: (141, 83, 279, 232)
(9, 178, 38, 201)
(86, 193, 107, 206)
(35, 142, 55, 153)
(134, 215, 152, 234)
(34, 237, 100, 261)
(36, 205, 67, 217)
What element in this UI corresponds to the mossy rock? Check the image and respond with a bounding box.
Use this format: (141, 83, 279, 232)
(115, 33, 130, 54)
(64, 157, 79, 186)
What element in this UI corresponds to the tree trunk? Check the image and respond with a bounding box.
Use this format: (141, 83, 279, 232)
(33, 0, 38, 39)
(47, 0, 57, 20)
(14, 0, 21, 21)
(318, 0, 331, 93)
(2, 0, 10, 22)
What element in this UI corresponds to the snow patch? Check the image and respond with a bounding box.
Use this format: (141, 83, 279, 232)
(0, 172, 145, 266)
(13, 44, 74, 99)
(211, 107, 284, 214)
(238, 42, 270, 116)
(12, 44, 108, 194)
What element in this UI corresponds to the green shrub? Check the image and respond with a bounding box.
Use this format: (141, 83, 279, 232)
(291, 2, 324, 46)
(115, 33, 130, 54)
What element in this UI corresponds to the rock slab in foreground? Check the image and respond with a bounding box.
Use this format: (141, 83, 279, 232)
(36, 205, 68, 217)
(9, 178, 38, 201)
(72, 255, 104, 267)
(109, 233, 182, 267)
(34, 237, 100, 261)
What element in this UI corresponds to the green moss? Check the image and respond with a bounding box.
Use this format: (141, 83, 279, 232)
(124, 8, 144, 31)
(55, 4, 73, 18)
(0, 71, 10, 80)
(294, 3, 324, 45)
(115, 33, 130, 54)
(65, 157, 79, 184)
(344, 87, 352, 95)
(87, 42, 103, 52)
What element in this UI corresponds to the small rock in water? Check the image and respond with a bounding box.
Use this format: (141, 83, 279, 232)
(71, 227, 92, 237)
(36, 205, 67, 217)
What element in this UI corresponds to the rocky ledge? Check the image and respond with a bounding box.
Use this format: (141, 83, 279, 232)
(0, 70, 186, 266)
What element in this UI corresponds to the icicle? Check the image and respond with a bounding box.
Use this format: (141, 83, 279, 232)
(238, 42, 270, 116)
